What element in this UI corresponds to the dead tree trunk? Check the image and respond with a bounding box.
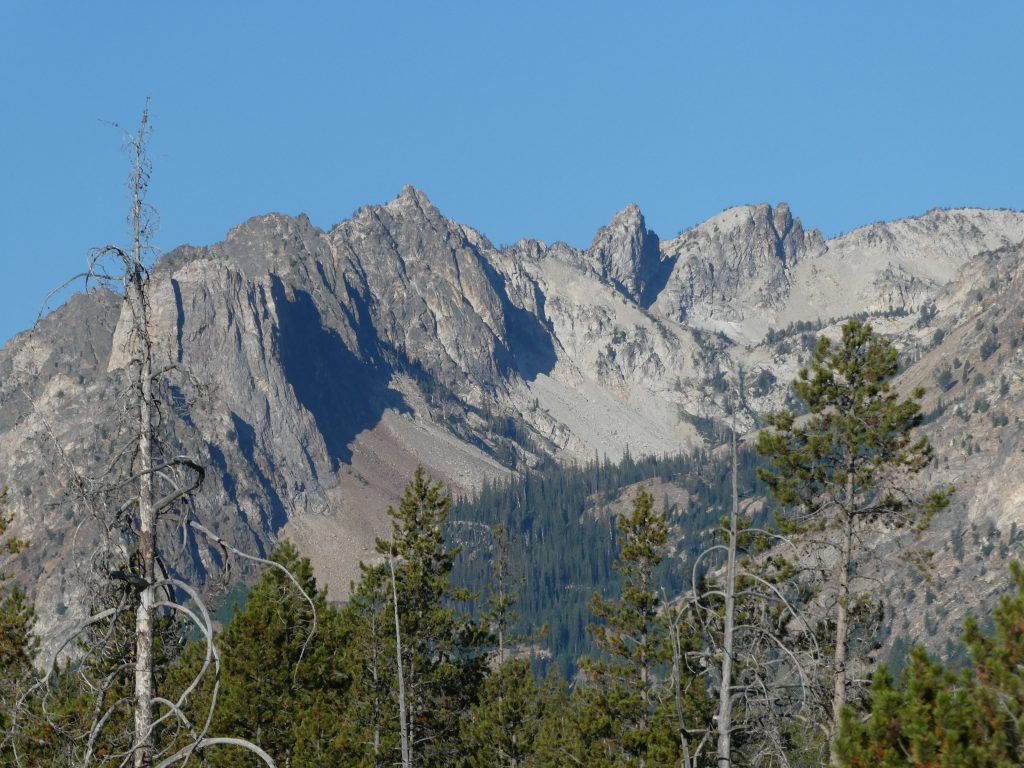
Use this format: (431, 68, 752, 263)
(28, 101, 316, 768)
(125, 105, 156, 768)
(715, 410, 740, 768)
(828, 473, 855, 767)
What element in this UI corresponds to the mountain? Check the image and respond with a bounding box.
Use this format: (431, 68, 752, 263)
(2, 188, 1024, 656)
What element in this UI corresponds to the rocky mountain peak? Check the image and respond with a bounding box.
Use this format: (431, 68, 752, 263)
(384, 184, 442, 221)
(769, 202, 794, 263)
(648, 202, 824, 334)
(326, 185, 517, 395)
(584, 202, 663, 305)
(208, 211, 328, 277)
(720, 201, 810, 270)
(224, 211, 319, 244)
(8, 189, 1024, 659)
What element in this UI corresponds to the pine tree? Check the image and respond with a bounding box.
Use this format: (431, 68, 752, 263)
(835, 651, 994, 767)
(531, 670, 583, 768)
(836, 562, 1024, 767)
(686, 405, 825, 768)
(459, 524, 545, 768)
(757, 320, 950, 762)
(460, 658, 545, 768)
(574, 487, 684, 767)
(961, 560, 1024, 760)
(164, 542, 350, 767)
(337, 562, 400, 767)
(14, 594, 187, 764)
(369, 467, 488, 768)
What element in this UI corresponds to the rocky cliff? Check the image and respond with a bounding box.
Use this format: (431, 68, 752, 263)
(3, 188, 1024, 653)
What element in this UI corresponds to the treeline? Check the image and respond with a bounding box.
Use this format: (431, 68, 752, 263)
(2, 470, 1022, 766)
(0, 473, 722, 766)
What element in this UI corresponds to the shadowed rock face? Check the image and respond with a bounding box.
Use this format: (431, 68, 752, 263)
(3, 186, 1024, 654)
(582, 203, 668, 307)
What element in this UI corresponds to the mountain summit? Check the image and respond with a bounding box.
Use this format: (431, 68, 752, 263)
(584, 203, 665, 305)
(3, 188, 1024, 653)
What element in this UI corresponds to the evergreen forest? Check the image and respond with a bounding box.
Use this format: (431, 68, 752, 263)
(449, 444, 771, 677)
(2, 321, 1023, 766)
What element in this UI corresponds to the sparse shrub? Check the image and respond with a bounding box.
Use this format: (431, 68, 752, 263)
(751, 368, 776, 397)
(980, 336, 999, 361)
(918, 302, 937, 327)
(934, 365, 954, 391)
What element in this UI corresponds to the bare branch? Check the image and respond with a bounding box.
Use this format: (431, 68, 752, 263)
(187, 520, 317, 671)
(155, 738, 276, 768)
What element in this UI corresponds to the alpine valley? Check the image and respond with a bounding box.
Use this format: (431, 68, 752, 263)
(3, 186, 1024, 664)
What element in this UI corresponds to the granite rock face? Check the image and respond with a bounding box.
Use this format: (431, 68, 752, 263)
(4, 188, 1024, 653)
(581, 203, 667, 306)
(650, 202, 825, 339)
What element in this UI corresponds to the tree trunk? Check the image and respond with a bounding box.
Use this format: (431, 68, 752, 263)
(716, 423, 740, 768)
(389, 556, 411, 768)
(129, 108, 155, 768)
(370, 611, 382, 767)
(829, 473, 855, 767)
(131, 282, 155, 767)
(669, 610, 692, 768)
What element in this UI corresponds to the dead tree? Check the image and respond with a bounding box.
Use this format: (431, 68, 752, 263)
(715, 404, 740, 768)
(681, 374, 823, 768)
(22, 103, 315, 768)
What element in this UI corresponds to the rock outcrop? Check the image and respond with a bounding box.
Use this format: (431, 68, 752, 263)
(650, 203, 824, 338)
(3, 188, 1024, 655)
(581, 203, 666, 306)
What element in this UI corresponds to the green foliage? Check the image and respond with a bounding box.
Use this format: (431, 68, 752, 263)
(165, 541, 352, 767)
(354, 466, 490, 768)
(459, 658, 545, 768)
(980, 334, 1000, 361)
(587, 488, 666, 668)
(836, 562, 1024, 766)
(758, 320, 944, 537)
(0, 487, 37, 763)
(934, 364, 955, 391)
(961, 561, 1024, 750)
(751, 368, 778, 397)
(569, 488, 701, 767)
(0, 487, 34, 676)
(338, 565, 396, 765)
(757, 320, 950, 744)
(10, 599, 188, 765)
(0, 488, 40, 761)
(918, 302, 938, 327)
(765, 318, 826, 345)
(451, 447, 771, 675)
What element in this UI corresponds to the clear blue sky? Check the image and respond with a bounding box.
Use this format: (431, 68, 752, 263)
(2, 2, 1022, 343)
